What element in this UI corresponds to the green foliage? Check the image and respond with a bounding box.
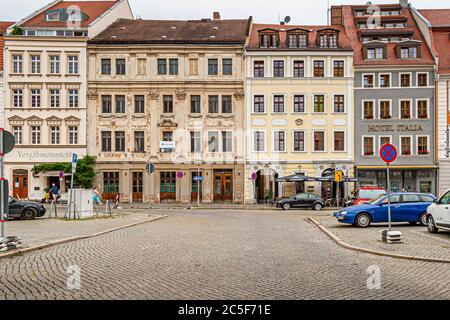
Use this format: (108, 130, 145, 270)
(10, 26, 23, 36)
(32, 156, 97, 189)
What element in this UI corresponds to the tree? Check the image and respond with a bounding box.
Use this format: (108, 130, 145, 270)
(10, 26, 23, 36)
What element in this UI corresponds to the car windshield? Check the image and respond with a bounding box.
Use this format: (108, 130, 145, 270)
(359, 189, 386, 200)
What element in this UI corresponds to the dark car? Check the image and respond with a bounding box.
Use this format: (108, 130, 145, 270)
(7, 197, 46, 220)
(276, 193, 325, 211)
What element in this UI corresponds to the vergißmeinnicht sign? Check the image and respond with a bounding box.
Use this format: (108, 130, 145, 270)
(6, 149, 86, 162)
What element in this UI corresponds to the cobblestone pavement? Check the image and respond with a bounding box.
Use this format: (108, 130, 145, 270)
(4, 211, 161, 247)
(0, 209, 449, 300)
(315, 215, 450, 261)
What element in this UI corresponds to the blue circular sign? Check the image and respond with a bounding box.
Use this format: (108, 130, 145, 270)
(380, 143, 398, 164)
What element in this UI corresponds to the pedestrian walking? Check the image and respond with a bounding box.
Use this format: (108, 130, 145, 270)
(50, 183, 60, 203)
(92, 187, 102, 206)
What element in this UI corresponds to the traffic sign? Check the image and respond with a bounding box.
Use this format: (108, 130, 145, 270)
(251, 172, 257, 180)
(72, 153, 78, 164)
(146, 162, 155, 174)
(193, 176, 203, 182)
(177, 171, 184, 179)
(0, 130, 15, 155)
(335, 170, 343, 183)
(380, 143, 398, 164)
(59, 171, 65, 179)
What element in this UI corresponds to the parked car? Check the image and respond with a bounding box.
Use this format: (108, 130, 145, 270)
(276, 193, 325, 211)
(8, 197, 46, 220)
(426, 189, 450, 233)
(334, 193, 436, 228)
(347, 185, 386, 206)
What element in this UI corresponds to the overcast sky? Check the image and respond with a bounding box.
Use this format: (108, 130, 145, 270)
(0, 0, 448, 25)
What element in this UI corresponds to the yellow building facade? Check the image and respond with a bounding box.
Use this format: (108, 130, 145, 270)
(244, 24, 355, 204)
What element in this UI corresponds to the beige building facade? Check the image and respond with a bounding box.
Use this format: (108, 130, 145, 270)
(88, 16, 251, 204)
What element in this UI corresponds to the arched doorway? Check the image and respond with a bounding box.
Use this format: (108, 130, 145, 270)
(12, 169, 28, 199)
(255, 168, 279, 203)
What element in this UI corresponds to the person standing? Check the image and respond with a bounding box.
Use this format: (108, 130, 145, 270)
(50, 183, 60, 203)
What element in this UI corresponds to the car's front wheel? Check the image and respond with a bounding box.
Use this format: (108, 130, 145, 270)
(419, 212, 428, 226)
(282, 203, 291, 211)
(355, 213, 371, 228)
(22, 208, 37, 220)
(314, 203, 323, 211)
(427, 215, 439, 234)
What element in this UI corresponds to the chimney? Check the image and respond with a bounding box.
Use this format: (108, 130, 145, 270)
(399, 0, 409, 8)
(213, 12, 221, 20)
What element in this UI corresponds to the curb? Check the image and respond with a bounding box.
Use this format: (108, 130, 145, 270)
(0, 215, 168, 260)
(309, 217, 450, 264)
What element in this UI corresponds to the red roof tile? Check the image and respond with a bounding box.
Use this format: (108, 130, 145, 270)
(0, 22, 15, 71)
(20, 1, 118, 28)
(337, 5, 435, 67)
(247, 23, 352, 50)
(420, 9, 450, 28)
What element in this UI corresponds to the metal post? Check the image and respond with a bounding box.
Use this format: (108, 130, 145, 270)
(253, 179, 256, 204)
(387, 163, 392, 231)
(148, 172, 152, 215)
(197, 165, 200, 207)
(0, 130, 5, 239)
(336, 180, 340, 208)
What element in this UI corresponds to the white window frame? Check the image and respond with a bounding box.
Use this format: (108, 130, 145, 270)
(252, 94, 266, 114)
(333, 129, 346, 152)
(398, 99, 413, 119)
(312, 130, 327, 152)
(68, 89, 79, 108)
(31, 89, 41, 108)
(207, 131, 220, 153)
(416, 98, 430, 119)
(253, 130, 267, 153)
(272, 59, 286, 78)
(68, 55, 79, 75)
(292, 93, 307, 114)
(50, 89, 60, 108)
(49, 55, 60, 74)
(292, 130, 307, 153)
(399, 72, 412, 88)
(378, 99, 392, 119)
(378, 135, 393, 152)
(31, 126, 41, 145)
(30, 55, 41, 74)
(416, 72, 429, 87)
(13, 89, 23, 108)
(416, 135, 430, 156)
(361, 99, 376, 119)
(332, 59, 345, 78)
(312, 94, 327, 114)
(50, 126, 60, 145)
(361, 135, 375, 156)
(272, 130, 287, 153)
(312, 59, 326, 78)
(332, 93, 346, 114)
(378, 73, 392, 88)
(68, 126, 78, 145)
(362, 73, 375, 88)
(221, 130, 233, 153)
(12, 54, 23, 74)
(399, 135, 413, 156)
(272, 94, 287, 114)
(12, 126, 23, 145)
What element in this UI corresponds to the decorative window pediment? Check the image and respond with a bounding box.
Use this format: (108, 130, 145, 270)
(64, 116, 81, 126)
(8, 116, 25, 125)
(46, 116, 63, 125)
(26, 116, 44, 125)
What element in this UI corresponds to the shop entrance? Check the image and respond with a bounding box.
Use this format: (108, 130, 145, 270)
(132, 172, 143, 203)
(160, 172, 176, 202)
(12, 169, 28, 199)
(214, 170, 233, 202)
(255, 169, 279, 203)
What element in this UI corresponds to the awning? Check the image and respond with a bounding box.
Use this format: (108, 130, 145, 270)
(357, 165, 438, 170)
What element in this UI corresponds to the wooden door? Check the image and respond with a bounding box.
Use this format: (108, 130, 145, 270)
(132, 172, 143, 203)
(214, 172, 233, 202)
(13, 170, 28, 199)
(160, 172, 176, 201)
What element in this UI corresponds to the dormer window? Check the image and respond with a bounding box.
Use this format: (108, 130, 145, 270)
(400, 47, 417, 59)
(363, 42, 386, 60)
(259, 30, 279, 48)
(287, 30, 309, 48)
(318, 29, 339, 48)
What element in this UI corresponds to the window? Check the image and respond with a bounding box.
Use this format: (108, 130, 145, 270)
(400, 100, 411, 119)
(379, 74, 390, 87)
(274, 131, 285, 152)
(293, 95, 305, 113)
(417, 136, 429, 155)
(402, 194, 421, 203)
(31, 126, 41, 144)
(208, 59, 219, 75)
(293, 61, 304, 78)
(31, 89, 41, 108)
(254, 131, 265, 152)
(134, 131, 145, 153)
(254, 61, 264, 77)
(319, 32, 338, 48)
(273, 60, 284, 77)
(50, 89, 60, 108)
(222, 131, 232, 152)
(102, 95, 112, 113)
(50, 126, 60, 144)
(134, 95, 145, 114)
(68, 89, 78, 108)
(163, 95, 173, 113)
(314, 131, 325, 152)
(363, 101, 374, 119)
(273, 95, 285, 113)
(334, 131, 345, 151)
(333, 61, 344, 77)
(380, 100, 391, 119)
(101, 131, 112, 152)
(157, 59, 167, 75)
(13, 89, 23, 107)
(363, 74, 374, 88)
(31, 55, 41, 74)
(222, 96, 232, 113)
(169, 59, 178, 75)
(161, 131, 174, 153)
(259, 33, 278, 48)
(418, 73, 428, 87)
(137, 58, 146, 75)
(380, 136, 391, 147)
(190, 95, 201, 113)
(115, 95, 125, 113)
(288, 33, 308, 48)
(13, 126, 22, 144)
(12, 55, 23, 74)
(69, 126, 78, 145)
(68, 56, 79, 74)
(400, 47, 417, 59)
(103, 172, 119, 193)
(400, 73, 411, 87)
(46, 11, 59, 21)
(417, 100, 428, 119)
(208, 132, 219, 152)
(115, 59, 126, 75)
(190, 131, 201, 153)
(254, 95, 265, 113)
(101, 59, 111, 75)
(223, 59, 232, 75)
(334, 95, 345, 113)
(49, 55, 60, 74)
(314, 61, 325, 77)
(208, 95, 219, 113)
(189, 58, 198, 75)
(367, 47, 384, 60)
(293, 131, 305, 152)
(314, 95, 325, 113)
(115, 131, 125, 152)
(363, 137, 374, 155)
(401, 136, 412, 155)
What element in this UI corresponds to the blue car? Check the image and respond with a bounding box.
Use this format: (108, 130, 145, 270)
(334, 193, 436, 228)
